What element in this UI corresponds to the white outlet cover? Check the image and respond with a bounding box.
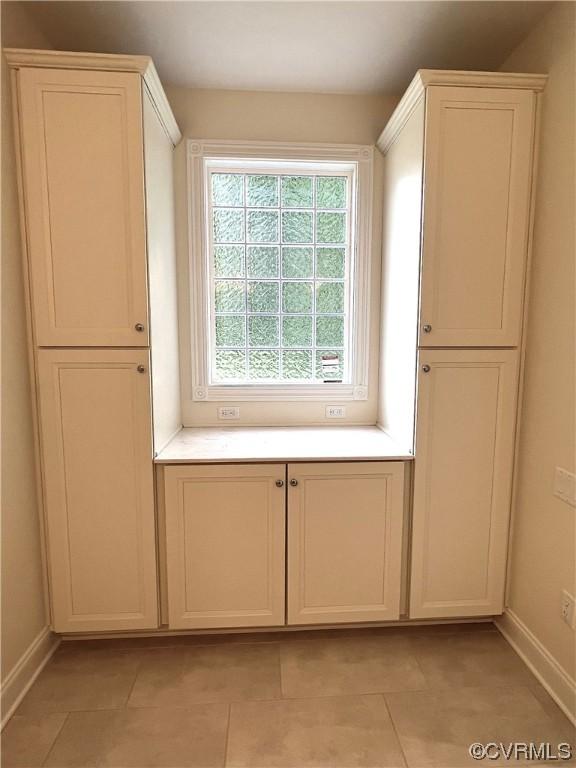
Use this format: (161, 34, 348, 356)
(326, 405, 346, 419)
(218, 406, 240, 420)
(553, 467, 576, 507)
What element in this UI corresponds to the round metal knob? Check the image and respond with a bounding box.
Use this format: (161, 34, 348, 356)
(422, 324, 432, 333)
(422, 364, 431, 373)
(137, 365, 146, 373)
(289, 479, 298, 487)
(135, 323, 145, 332)
(275, 480, 284, 488)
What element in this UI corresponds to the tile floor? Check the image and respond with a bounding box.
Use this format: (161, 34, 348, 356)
(2, 623, 574, 767)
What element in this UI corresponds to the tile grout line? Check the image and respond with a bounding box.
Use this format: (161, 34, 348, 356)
(40, 711, 70, 768)
(222, 703, 232, 768)
(380, 693, 410, 768)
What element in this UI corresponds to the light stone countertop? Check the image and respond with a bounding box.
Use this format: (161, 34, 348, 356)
(155, 426, 413, 464)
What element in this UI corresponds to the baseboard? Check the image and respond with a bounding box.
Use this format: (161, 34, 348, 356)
(1, 626, 60, 730)
(496, 609, 576, 725)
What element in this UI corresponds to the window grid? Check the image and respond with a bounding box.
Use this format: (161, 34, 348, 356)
(209, 170, 351, 384)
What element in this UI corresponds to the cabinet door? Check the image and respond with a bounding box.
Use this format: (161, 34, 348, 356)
(419, 86, 535, 346)
(287, 462, 405, 625)
(37, 349, 158, 632)
(410, 349, 519, 618)
(164, 464, 286, 629)
(18, 68, 148, 346)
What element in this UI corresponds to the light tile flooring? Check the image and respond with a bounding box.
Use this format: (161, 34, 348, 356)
(2, 624, 574, 767)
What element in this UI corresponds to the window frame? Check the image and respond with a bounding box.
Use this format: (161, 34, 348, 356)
(187, 140, 373, 402)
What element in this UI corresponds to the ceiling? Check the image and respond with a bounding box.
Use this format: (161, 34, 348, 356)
(15, 1, 550, 94)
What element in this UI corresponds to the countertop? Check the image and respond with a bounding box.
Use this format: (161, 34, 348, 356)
(155, 426, 413, 464)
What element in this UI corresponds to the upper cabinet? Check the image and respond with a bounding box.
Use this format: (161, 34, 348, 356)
(7, 50, 182, 349)
(378, 70, 547, 350)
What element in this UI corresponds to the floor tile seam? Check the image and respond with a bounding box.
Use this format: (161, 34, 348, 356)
(379, 693, 410, 768)
(40, 710, 70, 768)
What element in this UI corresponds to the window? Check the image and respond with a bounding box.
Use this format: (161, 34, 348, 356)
(188, 141, 373, 402)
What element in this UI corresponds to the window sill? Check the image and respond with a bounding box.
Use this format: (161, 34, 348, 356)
(193, 384, 368, 402)
(154, 425, 413, 463)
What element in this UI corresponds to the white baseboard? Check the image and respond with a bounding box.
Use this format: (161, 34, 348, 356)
(496, 609, 576, 725)
(1, 626, 60, 730)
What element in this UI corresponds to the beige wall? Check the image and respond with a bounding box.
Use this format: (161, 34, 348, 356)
(166, 86, 397, 426)
(501, 3, 576, 680)
(1, 3, 53, 681)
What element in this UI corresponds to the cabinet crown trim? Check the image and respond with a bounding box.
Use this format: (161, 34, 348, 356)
(377, 68, 547, 155)
(4, 48, 181, 146)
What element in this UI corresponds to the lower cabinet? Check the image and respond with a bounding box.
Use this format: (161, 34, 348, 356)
(409, 349, 519, 619)
(287, 462, 405, 624)
(163, 461, 405, 629)
(164, 464, 286, 629)
(37, 349, 158, 632)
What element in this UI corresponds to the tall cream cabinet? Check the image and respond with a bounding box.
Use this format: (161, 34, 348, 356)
(8, 50, 182, 632)
(163, 462, 405, 629)
(378, 70, 546, 619)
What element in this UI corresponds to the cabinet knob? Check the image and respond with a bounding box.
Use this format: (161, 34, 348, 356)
(289, 479, 298, 487)
(422, 364, 431, 373)
(275, 480, 284, 488)
(135, 323, 145, 332)
(422, 324, 432, 333)
(137, 365, 146, 373)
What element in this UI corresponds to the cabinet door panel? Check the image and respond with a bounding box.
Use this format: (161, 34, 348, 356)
(287, 462, 405, 625)
(410, 349, 518, 618)
(420, 86, 535, 346)
(37, 349, 158, 632)
(18, 68, 148, 346)
(164, 464, 286, 629)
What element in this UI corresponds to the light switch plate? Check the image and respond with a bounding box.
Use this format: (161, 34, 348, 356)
(553, 467, 576, 507)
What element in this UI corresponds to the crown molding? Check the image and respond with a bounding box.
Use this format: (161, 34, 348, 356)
(377, 68, 548, 156)
(4, 48, 181, 146)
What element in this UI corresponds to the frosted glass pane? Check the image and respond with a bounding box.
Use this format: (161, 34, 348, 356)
(316, 316, 344, 347)
(316, 247, 345, 278)
(215, 316, 245, 347)
(248, 315, 279, 347)
(248, 281, 279, 313)
(283, 282, 313, 313)
(281, 176, 313, 208)
(282, 350, 313, 379)
(249, 350, 280, 379)
(282, 212, 313, 243)
(316, 282, 344, 314)
(247, 247, 279, 278)
(247, 210, 279, 243)
(214, 281, 245, 312)
(215, 350, 246, 379)
(213, 209, 244, 243)
(247, 175, 278, 207)
(214, 245, 244, 278)
(282, 316, 312, 347)
(282, 247, 313, 278)
(212, 174, 244, 206)
(317, 212, 346, 244)
(316, 176, 346, 209)
(316, 350, 344, 381)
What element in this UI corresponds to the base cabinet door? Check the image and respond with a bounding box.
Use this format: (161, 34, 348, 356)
(164, 464, 286, 629)
(410, 349, 519, 618)
(37, 349, 158, 632)
(287, 462, 405, 625)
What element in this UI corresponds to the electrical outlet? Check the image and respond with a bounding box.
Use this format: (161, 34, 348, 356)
(561, 590, 576, 629)
(553, 467, 576, 507)
(218, 406, 240, 420)
(326, 405, 346, 419)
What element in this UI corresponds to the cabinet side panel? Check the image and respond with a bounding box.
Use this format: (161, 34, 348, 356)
(143, 87, 181, 453)
(37, 349, 158, 632)
(378, 98, 424, 453)
(18, 68, 148, 346)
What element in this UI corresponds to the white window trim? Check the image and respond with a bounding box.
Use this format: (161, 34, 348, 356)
(187, 139, 374, 402)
